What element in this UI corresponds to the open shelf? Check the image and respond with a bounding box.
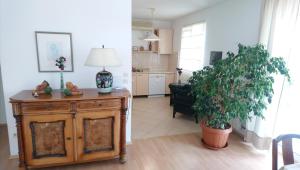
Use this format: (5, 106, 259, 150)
(132, 50, 158, 53)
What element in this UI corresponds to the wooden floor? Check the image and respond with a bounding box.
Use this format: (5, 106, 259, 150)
(0, 125, 271, 170)
(132, 96, 200, 139)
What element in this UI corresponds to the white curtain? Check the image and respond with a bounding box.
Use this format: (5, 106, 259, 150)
(244, 0, 300, 150)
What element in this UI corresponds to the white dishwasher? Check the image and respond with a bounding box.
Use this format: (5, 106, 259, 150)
(149, 74, 166, 95)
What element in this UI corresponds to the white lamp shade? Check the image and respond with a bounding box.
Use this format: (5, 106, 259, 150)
(85, 48, 121, 67)
(144, 32, 160, 41)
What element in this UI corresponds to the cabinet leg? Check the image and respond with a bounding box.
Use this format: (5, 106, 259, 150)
(120, 98, 128, 164)
(119, 154, 126, 164)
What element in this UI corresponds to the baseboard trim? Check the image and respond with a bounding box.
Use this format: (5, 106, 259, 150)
(9, 155, 18, 160)
(232, 128, 244, 139)
(244, 130, 272, 150)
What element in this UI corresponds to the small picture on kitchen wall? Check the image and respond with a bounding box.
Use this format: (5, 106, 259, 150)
(210, 51, 222, 65)
(35, 31, 74, 72)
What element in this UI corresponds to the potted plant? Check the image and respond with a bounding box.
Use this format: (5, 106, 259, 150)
(189, 44, 290, 149)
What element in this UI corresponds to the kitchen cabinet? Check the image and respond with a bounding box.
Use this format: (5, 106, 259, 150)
(149, 29, 173, 54)
(136, 73, 149, 96)
(158, 29, 173, 55)
(10, 89, 129, 169)
(165, 73, 176, 94)
(132, 74, 137, 95)
(132, 72, 175, 96)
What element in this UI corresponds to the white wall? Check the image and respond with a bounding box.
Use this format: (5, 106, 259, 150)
(0, 0, 132, 156)
(173, 0, 263, 68)
(172, 0, 263, 133)
(0, 65, 6, 124)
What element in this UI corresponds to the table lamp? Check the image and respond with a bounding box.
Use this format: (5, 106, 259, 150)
(85, 46, 121, 93)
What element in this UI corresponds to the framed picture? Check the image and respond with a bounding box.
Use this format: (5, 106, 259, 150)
(210, 51, 222, 65)
(35, 31, 74, 72)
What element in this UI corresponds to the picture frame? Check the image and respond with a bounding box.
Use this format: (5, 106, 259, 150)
(35, 31, 74, 72)
(210, 51, 222, 65)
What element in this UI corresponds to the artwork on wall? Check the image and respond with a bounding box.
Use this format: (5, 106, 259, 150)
(35, 31, 74, 72)
(210, 51, 222, 65)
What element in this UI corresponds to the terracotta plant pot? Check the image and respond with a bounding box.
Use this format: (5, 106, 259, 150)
(201, 122, 232, 149)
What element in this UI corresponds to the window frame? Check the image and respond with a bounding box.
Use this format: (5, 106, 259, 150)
(178, 22, 207, 72)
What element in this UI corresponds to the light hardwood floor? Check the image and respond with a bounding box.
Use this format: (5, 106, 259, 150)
(132, 96, 200, 139)
(0, 125, 271, 170)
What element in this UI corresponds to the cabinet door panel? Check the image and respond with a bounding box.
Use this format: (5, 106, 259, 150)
(23, 114, 74, 166)
(83, 117, 114, 153)
(76, 111, 120, 161)
(30, 121, 66, 158)
(136, 74, 149, 95)
(159, 29, 173, 54)
(132, 74, 137, 96)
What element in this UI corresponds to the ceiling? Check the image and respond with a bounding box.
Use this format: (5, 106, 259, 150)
(132, 0, 227, 20)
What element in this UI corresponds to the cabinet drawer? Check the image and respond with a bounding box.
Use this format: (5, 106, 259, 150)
(21, 102, 71, 113)
(77, 99, 121, 111)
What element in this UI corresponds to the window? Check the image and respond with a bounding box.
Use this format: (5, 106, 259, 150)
(179, 23, 206, 71)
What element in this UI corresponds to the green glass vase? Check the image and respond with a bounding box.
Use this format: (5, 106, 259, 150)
(60, 71, 64, 92)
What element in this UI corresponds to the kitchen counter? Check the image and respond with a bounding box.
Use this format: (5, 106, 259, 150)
(133, 71, 176, 74)
(132, 71, 176, 96)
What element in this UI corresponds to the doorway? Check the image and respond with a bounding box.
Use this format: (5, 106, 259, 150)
(131, 5, 200, 140)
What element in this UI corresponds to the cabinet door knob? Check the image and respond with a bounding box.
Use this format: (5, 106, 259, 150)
(66, 137, 72, 140)
(78, 136, 82, 139)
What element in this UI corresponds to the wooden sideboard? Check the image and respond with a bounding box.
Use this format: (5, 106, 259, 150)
(10, 88, 130, 169)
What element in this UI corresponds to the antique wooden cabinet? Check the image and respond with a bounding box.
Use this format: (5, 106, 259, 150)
(10, 88, 130, 169)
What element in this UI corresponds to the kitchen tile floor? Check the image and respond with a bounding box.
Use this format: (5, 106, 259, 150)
(131, 96, 200, 139)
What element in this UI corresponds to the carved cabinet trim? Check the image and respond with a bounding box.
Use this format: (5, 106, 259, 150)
(22, 114, 74, 167)
(29, 120, 67, 159)
(76, 111, 120, 161)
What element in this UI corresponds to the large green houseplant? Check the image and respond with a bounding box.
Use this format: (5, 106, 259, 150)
(189, 44, 290, 149)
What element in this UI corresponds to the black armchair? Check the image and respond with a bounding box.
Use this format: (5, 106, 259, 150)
(169, 83, 198, 123)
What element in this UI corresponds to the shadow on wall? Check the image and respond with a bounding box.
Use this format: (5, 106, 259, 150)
(0, 65, 6, 124)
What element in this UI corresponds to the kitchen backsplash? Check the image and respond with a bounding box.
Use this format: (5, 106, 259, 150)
(132, 52, 169, 72)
